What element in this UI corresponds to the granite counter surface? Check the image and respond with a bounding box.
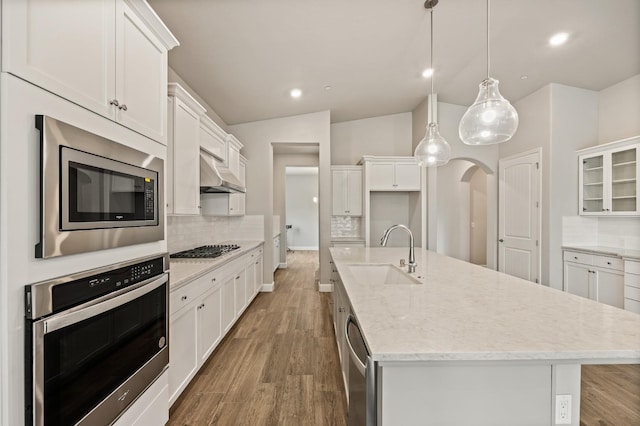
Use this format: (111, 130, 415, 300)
(330, 247, 640, 363)
(169, 240, 263, 290)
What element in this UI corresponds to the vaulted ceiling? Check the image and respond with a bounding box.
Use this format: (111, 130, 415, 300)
(149, 0, 640, 125)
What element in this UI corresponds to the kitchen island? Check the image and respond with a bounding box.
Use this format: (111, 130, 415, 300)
(329, 247, 640, 426)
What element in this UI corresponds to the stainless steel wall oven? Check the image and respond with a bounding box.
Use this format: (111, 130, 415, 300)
(35, 115, 164, 258)
(25, 254, 169, 426)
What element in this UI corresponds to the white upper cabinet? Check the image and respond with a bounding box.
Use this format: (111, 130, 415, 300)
(362, 157, 421, 191)
(332, 166, 362, 216)
(2, 0, 178, 143)
(579, 136, 639, 216)
(227, 135, 243, 177)
(199, 115, 227, 162)
(167, 83, 206, 215)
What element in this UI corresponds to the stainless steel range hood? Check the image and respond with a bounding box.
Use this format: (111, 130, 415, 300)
(200, 150, 245, 193)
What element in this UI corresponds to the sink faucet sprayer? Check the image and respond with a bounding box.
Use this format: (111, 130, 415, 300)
(380, 224, 416, 273)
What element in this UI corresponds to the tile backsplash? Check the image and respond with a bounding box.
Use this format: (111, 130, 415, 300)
(331, 216, 363, 238)
(563, 215, 640, 249)
(167, 215, 264, 253)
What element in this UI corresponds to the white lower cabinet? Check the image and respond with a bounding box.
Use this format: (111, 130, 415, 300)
(169, 244, 264, 405)
(563, 250, 624, 308)
(624, 260, 640, 313)
(331, 271, 350, 398)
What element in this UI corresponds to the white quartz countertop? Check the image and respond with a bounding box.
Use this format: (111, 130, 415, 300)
(562, 245, 640, 261)
(169, 240, 263, 290)
(330, 247, 640, 363)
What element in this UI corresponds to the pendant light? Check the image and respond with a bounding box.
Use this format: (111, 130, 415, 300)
(414, 0, 451, 167)
(458, 0, 518, 145)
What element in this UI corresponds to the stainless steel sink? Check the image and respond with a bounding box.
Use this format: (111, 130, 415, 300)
(347, 264, 422, 285)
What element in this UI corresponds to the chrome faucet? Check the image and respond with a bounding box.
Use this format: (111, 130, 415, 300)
(380, 224, 416, 273)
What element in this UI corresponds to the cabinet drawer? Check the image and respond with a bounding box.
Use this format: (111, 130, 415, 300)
(624, 298, 640, 314)
(592, 255, 623, 271)
(625, 285, 640, 302)
(563, 250, 593, 265)
(170, 277, 205, 315)
(625, 272, 640, 289)
(625, 260, 640, 275)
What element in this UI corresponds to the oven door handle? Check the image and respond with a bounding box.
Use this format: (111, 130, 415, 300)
(41, 273, 168, 334)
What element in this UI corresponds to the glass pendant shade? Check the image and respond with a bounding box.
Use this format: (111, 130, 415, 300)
(459, 77, 518, 145)
(415, 122, 451, 167)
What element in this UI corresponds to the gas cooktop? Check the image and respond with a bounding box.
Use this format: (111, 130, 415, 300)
(170, 244, 240, 259)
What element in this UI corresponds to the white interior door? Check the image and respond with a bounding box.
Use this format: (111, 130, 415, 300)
(498, 150, 540, 282)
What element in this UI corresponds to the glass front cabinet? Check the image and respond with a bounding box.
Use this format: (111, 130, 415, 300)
(579, 137, 639, 216)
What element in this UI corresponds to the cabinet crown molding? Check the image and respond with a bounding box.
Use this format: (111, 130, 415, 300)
(577, 135, 640, 155)
(168, 82, 206, 116)
(358, 155, 419, 165)
(200, 114, 227, 139)
(126, 0, 179, 49)
(227, 134, 244, 150)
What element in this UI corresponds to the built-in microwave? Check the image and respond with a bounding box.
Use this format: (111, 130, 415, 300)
(36, 115, 164, 258)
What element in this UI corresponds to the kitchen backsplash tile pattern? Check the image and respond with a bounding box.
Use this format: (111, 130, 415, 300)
(168, 215, 264, 253)
(563, 216, 640, 249)
(331, 216, 363, 238)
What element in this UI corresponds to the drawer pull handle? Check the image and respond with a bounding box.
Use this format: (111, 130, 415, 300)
(236, 276, 241, 279)
(574, 256, 578, 260)
(607, 261, 611, 265)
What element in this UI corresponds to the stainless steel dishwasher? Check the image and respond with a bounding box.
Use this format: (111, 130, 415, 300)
(345, 313, 377, 426)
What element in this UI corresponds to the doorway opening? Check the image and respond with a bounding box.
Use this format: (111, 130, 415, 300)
(285, 166, 319, 252)
(435, 159, 489, 265)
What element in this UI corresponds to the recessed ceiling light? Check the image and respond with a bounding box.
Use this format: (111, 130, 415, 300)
(422, 68, 434, 78)
(324, 85, 332, 91)
(290, 88, 302, 98)
(520, 75, 528, 80)
(549, 32, 569, 46)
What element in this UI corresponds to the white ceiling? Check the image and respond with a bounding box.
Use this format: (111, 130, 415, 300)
(149, 0, 640, 125)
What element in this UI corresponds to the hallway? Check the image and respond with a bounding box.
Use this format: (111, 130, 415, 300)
(168, 251, 346, 425)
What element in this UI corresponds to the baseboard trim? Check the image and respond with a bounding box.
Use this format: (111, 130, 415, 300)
(289, 246, 319, 251)
(318, 282, 333, 292)
(260, 282, 275, 292)
(279, 262, 288, 269)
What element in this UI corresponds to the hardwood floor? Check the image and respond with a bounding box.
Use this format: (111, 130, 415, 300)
(168, 250, 347, 426)
(168, 250, 639, 425)
(581, 364, 640, 426)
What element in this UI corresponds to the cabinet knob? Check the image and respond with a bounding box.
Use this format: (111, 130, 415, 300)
(255, 261, 259, 265)
(574, 256, 578, 260)
(602, 208, 606, 211)
(212, 278, 216, 282)
(109, 99, 119, 107)
(607, 261, 611, 265)
(499, 239, 504, 243)
(236, 275, 241, 279)
(119, 104, 128, 111)
(181, 295, 188, 301)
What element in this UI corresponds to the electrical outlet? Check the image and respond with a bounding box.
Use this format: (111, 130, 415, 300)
(555, 394, 572, 424)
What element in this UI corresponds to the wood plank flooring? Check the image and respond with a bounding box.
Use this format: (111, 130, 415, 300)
(168, 250, 639, 425)
(168, 251, 347, 426)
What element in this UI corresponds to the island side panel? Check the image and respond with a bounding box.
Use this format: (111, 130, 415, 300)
(379, 362, 556, 425)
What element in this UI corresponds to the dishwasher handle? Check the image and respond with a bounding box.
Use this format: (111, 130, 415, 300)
(345, 314, 366, 376)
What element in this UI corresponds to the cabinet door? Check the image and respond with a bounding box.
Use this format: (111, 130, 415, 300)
(609, 145, 638, 214)
(234, 269, 247, 316)
(2, 0, 116, 119)
(580, 153, 605, 214)
(595, 268, 624, 308)
(169, 303, 198, 405)
(228, 194, 241, 215)
(369, 163, 395, 190)
(115, 0, 168, 143)
(332, 170, 348, 215)
(170, 97, 201, 215)
(221, 277, 236, 333)
(197, 285, 222, 363)
(394, 163, 421, 190)
(254, 255, 263, 293)
(347, 170, 363, 216)
(245, 260, 256, 303)
(564, 261, 591, 299)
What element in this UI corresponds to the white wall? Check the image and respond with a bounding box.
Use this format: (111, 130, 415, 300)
(228, 111, 331, 287)
(469, 167, 488, 265)
(331, 112, 412, 165)
(285, 171, 319, 250)
(598, 74, 640, 143)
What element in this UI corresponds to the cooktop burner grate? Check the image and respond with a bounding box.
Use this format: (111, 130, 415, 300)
(170, 244, 240, 259)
